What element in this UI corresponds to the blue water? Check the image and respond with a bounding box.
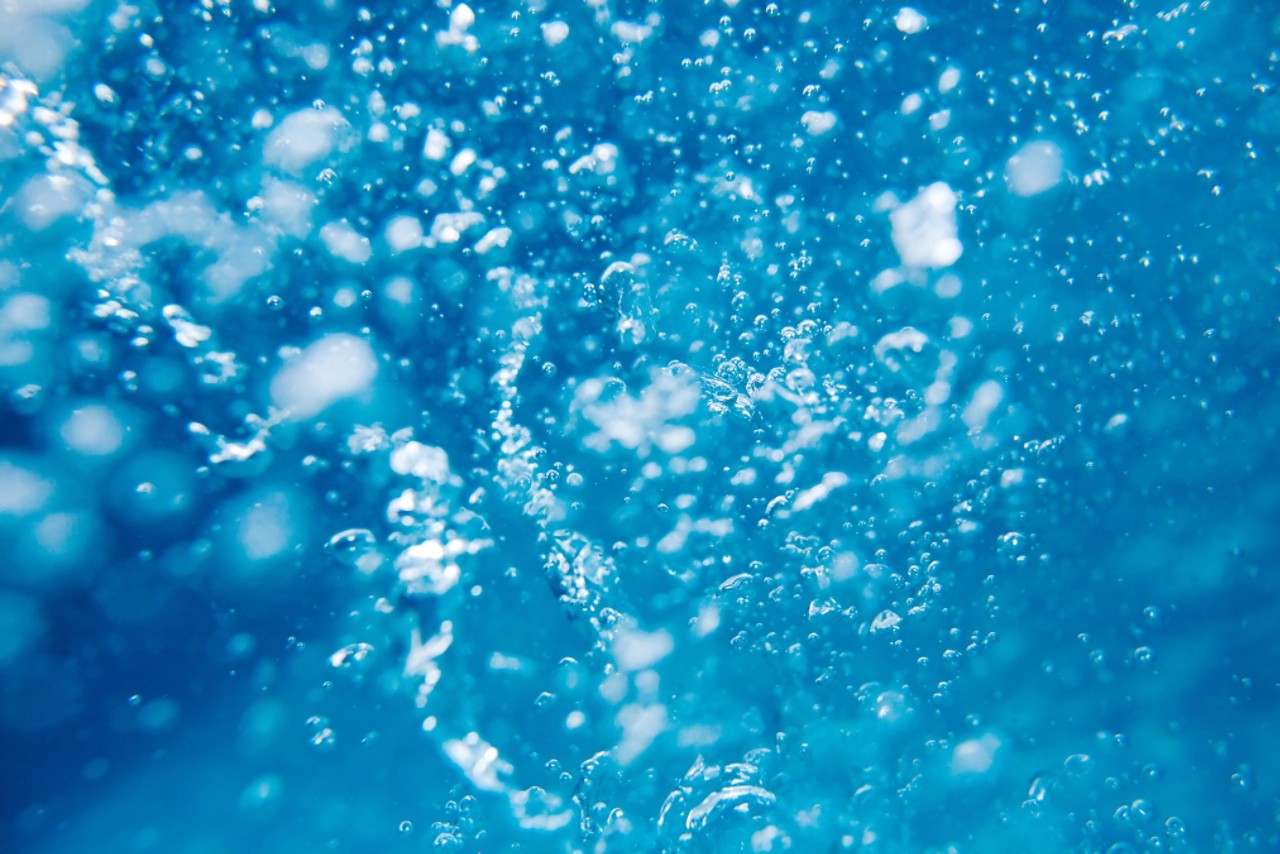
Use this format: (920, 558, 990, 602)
(2, 1, 1277, 851)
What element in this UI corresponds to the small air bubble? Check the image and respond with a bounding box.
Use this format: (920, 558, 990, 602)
(306, 715, 336, 750)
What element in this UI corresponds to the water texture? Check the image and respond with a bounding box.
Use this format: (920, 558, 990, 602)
(1, 1, 1278, 851)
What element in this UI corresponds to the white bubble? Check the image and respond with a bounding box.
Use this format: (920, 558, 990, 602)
(389, 442, 450, 482)
(443, 732, 511, 792)
(270, 334, 377, 419)
(59, 404, 125, 457)
(17, 174, 88, 230)
(962, 380, 1004, 429)
(541, 21, 569, 47)
(889, 182, 963, 269)
(259, 179, 316, 237)
(0, 458, 53, 516)
(236, 491, 295, 562)
(895, 7, 927, 34)
(319, 220, 372, 264)
(614, 703, 668, 765)
(449, 3, 475, 31)
(613, 627, 674, 671)
(423, 127, 450, 161)
(951, 733, 1002, 775)
(800, 110, 837, 136)
(263, 107, 350, 174)
(1005, 140, 1065, 197)
(384, 215, 423, 253)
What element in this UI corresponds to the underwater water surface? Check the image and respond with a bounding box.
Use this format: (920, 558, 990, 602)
(1, 0, 1278, 851)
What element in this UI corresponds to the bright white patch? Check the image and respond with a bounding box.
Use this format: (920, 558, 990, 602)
(396, 540, 460, 595)
(60, 404, 125, 456)
(270, 334, 377, 419)
(615, 703, 668, 765)
(889, 182, 963, 269)
(874, 327, 929, 369)
(263, 107, 349, 174)
(450, 3, 475, 31)
(259, 179, 316, 237)
(17, 174, 87, 230)
(576, 371, 700, 457)
(951, 733, 1002, 775)
(384, 215, 424, 253)
(0, 458, 53, 516)
(800, 110, 837, 136)
(0, 292, 51, 367)
(935, 274, 962, 299)
(613, 627, 674, 671)
(423, 127, 450, 161)
(390, 442, 450, 483)
(895, 7, 927, 34)
(568, 143, 619, 176)
(541, 20, 569, 46)
(694, 604, 721, 637)
(1005, 140, 1065, 197)
(938, 67, 961, 93)
(319, 220, 372, 264)
(792, 472, 849, 512)
(474, 227, 512, 254)
(510, 786, 573, 831)
(963, 380, 1004, 429)
(78, 192, 272, 302)
(443, 732, 511, 792)
(430, 211, 485, 244)
(237, 491, 294, 561)
(612, 21, 653, 43)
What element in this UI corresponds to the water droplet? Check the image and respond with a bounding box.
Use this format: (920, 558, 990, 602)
(398, 820, 413, 834)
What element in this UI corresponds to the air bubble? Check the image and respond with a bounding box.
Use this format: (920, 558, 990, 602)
(325, 528, 380, 571)
(306, 715, 336, 750)
(328, 642, 374, 670)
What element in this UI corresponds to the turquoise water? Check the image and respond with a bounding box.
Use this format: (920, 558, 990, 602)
(2, 1, 1278, 851)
